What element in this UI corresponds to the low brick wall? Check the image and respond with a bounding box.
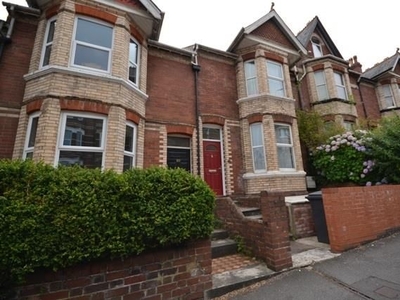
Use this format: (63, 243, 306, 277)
(323, 185, 400, 252)
(14, 239, 211, 300)
(215, 192, 292, 271)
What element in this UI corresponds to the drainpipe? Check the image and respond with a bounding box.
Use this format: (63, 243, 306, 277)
(0, 5, 15, 62)
(356, 79, 368, 121)
(192, 44, 201, 176)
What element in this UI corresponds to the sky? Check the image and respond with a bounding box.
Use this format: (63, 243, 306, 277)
(1, 0, 399, 70)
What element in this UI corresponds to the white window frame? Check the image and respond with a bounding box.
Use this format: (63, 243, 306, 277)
(314, 70, 329, 101)
(23, 112, 40, 159)
(250, 123, 266, 172)
(266, 60, 286, 97)
(128, 38, 140, 86)
(123, 121, 137, 171)
(274, 123, 295, 171)
(56, 112, 107, 168)
(70, 16, 114, 73)
(382, 84, 395, 108)
(244, 60, 258, 96)
(334, 72, 348, 100)
(40, 17, 57, 67)
(311, 37, 323, 58)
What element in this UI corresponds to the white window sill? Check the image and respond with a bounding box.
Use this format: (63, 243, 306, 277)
(24, 66, 148, 100)
(243, 170, 306, 179)
(237, 93, 295, 104)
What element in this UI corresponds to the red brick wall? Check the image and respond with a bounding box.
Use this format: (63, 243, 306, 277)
(0, 117, 19, 158)
(322, 185, 400, 253)
(146, 50, 196, 125)
(215, 193, 292, 271)
(143, 128, 162, 168)
(16, 239, 211, 300)
(197, 54, 238, 120)
(358, 83, 381, 121)
(0, 15, 38, 158)
(251, 20, 296, 51)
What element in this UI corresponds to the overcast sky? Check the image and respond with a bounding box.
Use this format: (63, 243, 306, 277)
(1, 0, 399, 70)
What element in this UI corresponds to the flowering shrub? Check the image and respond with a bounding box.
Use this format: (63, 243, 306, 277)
(312, 130, 376, 185)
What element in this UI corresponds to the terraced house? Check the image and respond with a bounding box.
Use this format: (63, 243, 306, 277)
(1, 0, 399, 197)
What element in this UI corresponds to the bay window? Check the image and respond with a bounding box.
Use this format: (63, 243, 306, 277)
(244, 60, 258, 96)
(266, 60, 285, 97)
(314, 70, 329, 101)
(57, 113, 106, 168)
(382, 84, 395, 108)
(41, 18, 56, 67)
(23, 113, 40, 159)
(123, 122, 137, 171)
(250, 123, 266, 172)
(129, 39, 139, 85)
(334, 72, 347, 100)
(71, 17, 113, 72)
(274, 124, 295, 170)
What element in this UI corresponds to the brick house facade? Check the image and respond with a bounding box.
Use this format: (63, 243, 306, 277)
(1, 0, 400, 197)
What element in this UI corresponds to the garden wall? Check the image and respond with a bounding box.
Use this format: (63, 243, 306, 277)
(215, 192, 292, 271)
(14, 239, 211, 300)
(323, 185, 400, 252)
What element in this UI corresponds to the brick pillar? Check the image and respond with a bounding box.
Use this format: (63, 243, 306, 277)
(261, 191, 292, 271)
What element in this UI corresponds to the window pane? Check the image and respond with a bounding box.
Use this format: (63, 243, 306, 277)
(123, 155, 134, 172)
(167, 137, 190, 147)
(167, 148, 191, 171)
(275, 125, 291, 144)
(129, 40, 138, 64)
(129, 65, 137, 84)
(314, 71, 325, 85)
(250, 124, 263, 146)
(74, 44, 109, 70)
(337, 86, 347, 99)
(26, 152, 33, 159)
(59, 151, 102, 168)
(203, 128, 220, 140)
(267, 61, 283, 78)
(317, 86, 329, 100)
(246, 78, 258, 96)
(47, 20, 56, 43)
(125, 125, 134, 152)
(312, 42, 322, 57)
(28, 117, 39, 148)
(244, 61, 256, 77)
(76, 18, 112, 48)
(64, 116, 103, 147)
(253, 147, 266, 170)
(43, 45, 52, 66)
(334, 73, 344, 85)
(269, 78, 285, 97)
(277, 146, 294, 169)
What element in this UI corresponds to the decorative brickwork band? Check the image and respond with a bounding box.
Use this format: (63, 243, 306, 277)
(75, 4, 117, 24)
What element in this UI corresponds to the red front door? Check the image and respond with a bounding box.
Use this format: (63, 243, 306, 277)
(203, 140, 223, 195)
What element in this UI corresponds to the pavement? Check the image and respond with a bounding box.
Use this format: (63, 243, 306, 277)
(210, 232, 400, 299)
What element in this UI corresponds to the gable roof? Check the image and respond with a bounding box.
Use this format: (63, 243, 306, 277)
(227, 9, 307, 56)
(361, 52, 400, 80)
(25, 0, 164, 40)
(297, 16, 343, 58)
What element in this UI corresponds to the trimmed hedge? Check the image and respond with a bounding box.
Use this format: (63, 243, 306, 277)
(0, 160, 215, 290)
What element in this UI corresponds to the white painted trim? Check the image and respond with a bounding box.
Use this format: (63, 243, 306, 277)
(236, 93, 295, 104)
(285, 195, 309, 204)
(243, 170, 306, 179)
(70, 16, 114, 74)
(55, 112, 108, 169)
(94, 0, 161, 20)
(274, 123, 296, 171)
(23, 112, 40, 159)
(124, 121, 137, 169)
(250, 122, 267, 172)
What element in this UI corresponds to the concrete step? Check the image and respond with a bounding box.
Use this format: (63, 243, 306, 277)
(244, 214, 263, 221)
(239, 207, 261, 217)
(211, 239, 237, 258)
(211, 229, 229, 240)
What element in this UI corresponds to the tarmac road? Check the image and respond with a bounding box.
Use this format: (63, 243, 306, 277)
(231, 232, 400, 300)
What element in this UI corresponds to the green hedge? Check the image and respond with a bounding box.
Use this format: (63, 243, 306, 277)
(0, 160, 215, 289)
